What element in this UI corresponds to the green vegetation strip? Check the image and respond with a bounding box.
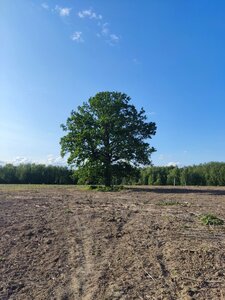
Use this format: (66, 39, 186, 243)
(88, 185, 124, 192)
(200, 214, 224, 226)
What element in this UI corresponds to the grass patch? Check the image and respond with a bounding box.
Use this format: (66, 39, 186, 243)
(88, 185, 124, 192)
(200, 214, 224, 226)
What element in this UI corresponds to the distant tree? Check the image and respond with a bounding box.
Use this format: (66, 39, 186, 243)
(180, 167, 189, 186)
(167, 167, 180, 185)
(60, 92, 156, 186)
(1, 164, 17, 183)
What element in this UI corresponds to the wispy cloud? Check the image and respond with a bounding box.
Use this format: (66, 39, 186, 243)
(41, 3, 71, 16)
(98, 22, 120, 45)
(71, 31, 84, 43)
(41, 3, 49, 10)
(40, 4, 119, 45)
(101, 23, 109, 36)
(78, 9, 102, 20)
(55, 5, 72, 17)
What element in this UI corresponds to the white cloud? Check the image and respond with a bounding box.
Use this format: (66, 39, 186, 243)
(45, 154, 67, 166)
(41, 3, 49, 10)
(71, 31, 84, 43)
(55, 6, 71, 17)
(41, 4, 119, 46)
(167, 162, 181, 167)
(11, 157, 32, 166)
(76, 8, 119, 46)
(98, 23, 120, 45)
(78, 9, 102, 20)
(3, 155, 67, 167)
(42, 4, 71, 16)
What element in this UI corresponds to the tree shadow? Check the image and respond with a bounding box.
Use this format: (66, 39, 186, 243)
(129, 186, 225, 196)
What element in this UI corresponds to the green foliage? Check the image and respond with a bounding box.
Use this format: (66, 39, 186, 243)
(200, 214, 224, 226)
(140, 166, 174, 185)
(88, 185, 124, 192)
(60, 91, 156, 186)
(167, 168, 180, 185)
(0, 164, 17, 183)
(139, 162, 225, 186)
(74, 161, 104, 185)
(2, 161, 225, 186)
(0, 164, 74, 184)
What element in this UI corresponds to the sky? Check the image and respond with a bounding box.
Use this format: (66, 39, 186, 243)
(1, 0, 225, 167)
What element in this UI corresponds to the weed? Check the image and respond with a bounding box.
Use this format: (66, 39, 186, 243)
(200, 214, 224, 226)
(157, 201, 181, 206)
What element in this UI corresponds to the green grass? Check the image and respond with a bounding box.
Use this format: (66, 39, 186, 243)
(200, 214, 224, 226)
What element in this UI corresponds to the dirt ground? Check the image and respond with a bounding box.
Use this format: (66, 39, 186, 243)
(0, 185, 225, 300)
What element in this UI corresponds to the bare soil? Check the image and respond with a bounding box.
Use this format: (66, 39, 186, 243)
(0, 185, 225, 300)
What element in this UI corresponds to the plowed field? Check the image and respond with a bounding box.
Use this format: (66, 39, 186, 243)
(0, 185, 225, 299)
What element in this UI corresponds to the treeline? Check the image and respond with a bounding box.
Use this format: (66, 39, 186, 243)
(0, 164, 74, 184)
(1, 162, 225, 186)
(139, 162, 225, 186)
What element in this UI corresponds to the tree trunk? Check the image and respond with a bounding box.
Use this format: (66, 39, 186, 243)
(104, 163, 112, 187)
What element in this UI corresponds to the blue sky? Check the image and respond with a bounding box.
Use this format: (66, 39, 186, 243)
(1, 0, 225, 167)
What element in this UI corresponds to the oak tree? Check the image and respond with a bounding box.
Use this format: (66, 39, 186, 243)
(60, 92, 156, 186)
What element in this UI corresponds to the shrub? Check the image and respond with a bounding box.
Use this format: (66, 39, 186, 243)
(88, 185, 124, 192)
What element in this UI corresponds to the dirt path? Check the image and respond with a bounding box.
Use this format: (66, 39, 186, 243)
(0, 186, 225, 299)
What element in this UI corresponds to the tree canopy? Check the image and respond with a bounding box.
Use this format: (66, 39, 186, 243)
(60, 91, 157, 186)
